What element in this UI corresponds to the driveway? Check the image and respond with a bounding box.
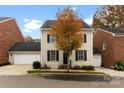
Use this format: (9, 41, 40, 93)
(0, 65, 32, 75)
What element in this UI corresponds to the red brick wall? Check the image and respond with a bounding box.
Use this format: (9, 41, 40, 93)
(0, 18, 24, 64)
(113, 37, 124, 62)
(93, 29, 115, 68)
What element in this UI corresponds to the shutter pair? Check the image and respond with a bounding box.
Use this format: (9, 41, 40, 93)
(47, 50, 59, 61)
(75, 50, 87, 61)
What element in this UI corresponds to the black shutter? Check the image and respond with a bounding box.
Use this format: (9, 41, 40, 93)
(84, 34, 86, 43)
(47, 34, 50, 43)
(56, 50, 59, 61)
(75, 50, 78, 61)
(47, 50, 50, 61)
(84, 50, 87, 61)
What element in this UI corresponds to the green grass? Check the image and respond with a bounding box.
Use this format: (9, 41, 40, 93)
(27, 69, 106, 75)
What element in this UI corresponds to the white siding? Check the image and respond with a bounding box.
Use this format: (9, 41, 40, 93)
(41, 28, 93, 68)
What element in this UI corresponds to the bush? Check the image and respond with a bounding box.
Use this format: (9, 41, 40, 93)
(71, 65, 80, 70)
(81, 66, 95, 70)
(58, 64, 68, 69)
(114, 60, 124, 71)
(32, 61, 41, 69)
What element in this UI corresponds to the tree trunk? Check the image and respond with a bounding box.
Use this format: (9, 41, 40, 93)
(67, 54, 70, 72)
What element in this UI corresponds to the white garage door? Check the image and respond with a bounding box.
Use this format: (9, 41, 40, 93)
(14, 54, 40, 64)
(93, 55, 101, 67)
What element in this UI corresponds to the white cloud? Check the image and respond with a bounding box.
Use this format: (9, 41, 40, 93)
(23, 28, 32, 33)
(23, 19, 42, 33)
(24, 18, 30, 22)
(84, 15, 93, 25)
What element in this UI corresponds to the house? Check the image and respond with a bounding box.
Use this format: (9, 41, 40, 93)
(41, 20, 94, 68)
(8, 42, 40, 64)
(8, 19, 101, 67)
(0, 17, 24, 65)
(93, 28, 124, 68)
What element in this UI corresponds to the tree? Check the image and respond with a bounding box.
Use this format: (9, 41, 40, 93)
(50, 7, 83, 72)
(92, 5, 124, 29)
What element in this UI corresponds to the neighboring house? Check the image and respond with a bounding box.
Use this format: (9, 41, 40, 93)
(93, 28, 124, 68)
(8, 42, 40, 64)
(0, 17, 24, 65)
(41, 20, 94, 68)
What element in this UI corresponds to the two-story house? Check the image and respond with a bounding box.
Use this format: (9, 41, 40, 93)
(41, 20, 94, 68)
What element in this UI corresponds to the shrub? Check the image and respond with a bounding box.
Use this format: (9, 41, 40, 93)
(81, 66, 95, 70)
(114, 60, 124, 71)
(58, 64, 68, 69)
(71, 65, 80, 70)
(32, 61, 41, 69)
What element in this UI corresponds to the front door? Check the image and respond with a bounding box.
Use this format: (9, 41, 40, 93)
(63, 53, 67, 64)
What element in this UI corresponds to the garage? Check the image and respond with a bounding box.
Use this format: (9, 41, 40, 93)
(14, 54, 40, 64)
(8, 42, 40, 64)
(93, 47, 101, 67)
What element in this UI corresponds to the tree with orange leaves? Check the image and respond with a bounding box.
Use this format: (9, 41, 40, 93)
(50, 7, 83, 72)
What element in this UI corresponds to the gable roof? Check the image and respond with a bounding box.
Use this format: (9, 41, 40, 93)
(93, 47, 101, 54)
(99, 27, 124, 35)
(0, 17, 13, 23)
(41, 20, 92, 28)
(9, 42, 40, 51)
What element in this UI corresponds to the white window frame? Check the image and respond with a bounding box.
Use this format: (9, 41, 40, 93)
(50, 35, 56, 43)
(78, 50, 84, 61)
(50, 50, 57, 61)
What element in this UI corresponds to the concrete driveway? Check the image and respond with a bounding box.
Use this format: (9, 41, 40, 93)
(0, 65, 32, 75)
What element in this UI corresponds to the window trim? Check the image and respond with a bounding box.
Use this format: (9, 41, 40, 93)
(50, 35, 56, 43)
(76, 50, 87, 61)
(47, 50, 59, 61)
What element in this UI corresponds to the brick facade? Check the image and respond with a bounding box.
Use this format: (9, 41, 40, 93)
(93, 29, 124, 68)
(0, 18, 24, 64)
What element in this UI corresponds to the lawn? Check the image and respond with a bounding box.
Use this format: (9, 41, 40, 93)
(27, 69, 106, 75)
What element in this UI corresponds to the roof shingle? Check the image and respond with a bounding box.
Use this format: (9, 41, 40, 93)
(41, 20, 92, 28)
(9, 42, 40, 51)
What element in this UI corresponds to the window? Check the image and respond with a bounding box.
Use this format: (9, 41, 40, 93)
(75, 50, 87, 61)
(103, 42, 107, 50)
(50, 35, 56, 42)
(84, 34, 86, 43)
(47, 34, 56, 43)
(78, 50, 83, 60)
(47, 50, 59, 61)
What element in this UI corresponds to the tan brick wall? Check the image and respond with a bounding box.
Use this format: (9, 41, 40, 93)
(0, 18, 24, 64)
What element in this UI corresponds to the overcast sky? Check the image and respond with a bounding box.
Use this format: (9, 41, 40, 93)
(0, 5, 100, 39)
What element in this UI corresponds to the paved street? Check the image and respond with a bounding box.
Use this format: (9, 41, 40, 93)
(0, 75, 123, 88)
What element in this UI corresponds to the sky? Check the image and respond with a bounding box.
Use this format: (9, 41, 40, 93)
(0, 5, 100, 39)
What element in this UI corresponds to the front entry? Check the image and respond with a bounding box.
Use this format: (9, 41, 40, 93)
(63, 53, 67, 64)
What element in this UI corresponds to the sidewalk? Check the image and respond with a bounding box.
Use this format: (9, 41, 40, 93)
(96, 67, 124, 78)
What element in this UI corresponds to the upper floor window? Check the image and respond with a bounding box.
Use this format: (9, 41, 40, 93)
(47, 34, 56, 43)
(83, 34, 86, 43)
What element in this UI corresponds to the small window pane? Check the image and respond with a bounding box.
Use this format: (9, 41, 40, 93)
(50, 35, 56, 42)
